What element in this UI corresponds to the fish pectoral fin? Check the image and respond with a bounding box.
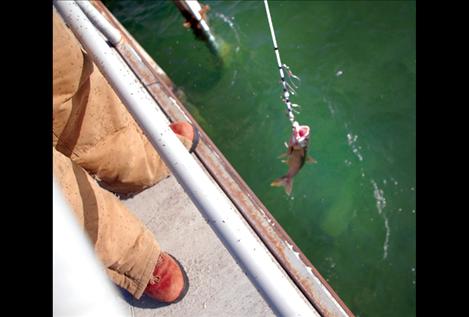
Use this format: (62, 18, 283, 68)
(278, 152, 288, 159)
(306, 155, 317, 164)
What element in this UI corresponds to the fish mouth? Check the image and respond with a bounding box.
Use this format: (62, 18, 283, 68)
(291, 122, 310, 147)
(297, 125, 310, 140)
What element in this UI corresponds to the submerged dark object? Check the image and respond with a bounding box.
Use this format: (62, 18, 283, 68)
(172, 0, 220, 55)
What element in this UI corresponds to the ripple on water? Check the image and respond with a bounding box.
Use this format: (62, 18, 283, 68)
(346, 131, 364, 162)
(371, 179, 390, 260)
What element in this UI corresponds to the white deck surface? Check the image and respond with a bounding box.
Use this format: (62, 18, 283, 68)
(115, 175, 276, 317)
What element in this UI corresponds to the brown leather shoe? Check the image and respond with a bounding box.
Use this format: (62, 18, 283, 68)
(144, 252, 189, 303)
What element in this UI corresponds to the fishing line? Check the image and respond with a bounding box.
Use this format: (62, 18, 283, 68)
(263, 0, 297, 125)
(264, 0, 314, 195)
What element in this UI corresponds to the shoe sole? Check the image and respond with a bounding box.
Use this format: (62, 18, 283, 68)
(188, 123, 200, 153)
(167, 253, 190, 304)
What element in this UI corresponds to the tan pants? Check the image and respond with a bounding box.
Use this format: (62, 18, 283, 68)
(53, 10, 190, 299)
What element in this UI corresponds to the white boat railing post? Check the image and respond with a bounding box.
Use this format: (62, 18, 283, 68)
(75, 0, 121, 46)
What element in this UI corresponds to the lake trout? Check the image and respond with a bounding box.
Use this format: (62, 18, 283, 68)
(271, 122, 316, 195)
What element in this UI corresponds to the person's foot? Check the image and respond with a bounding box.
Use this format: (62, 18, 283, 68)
(144, 252, 189, 303)
(169, 121, 200, 153)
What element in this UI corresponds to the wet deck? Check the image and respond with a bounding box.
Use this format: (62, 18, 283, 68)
(115, 175, 275, 317)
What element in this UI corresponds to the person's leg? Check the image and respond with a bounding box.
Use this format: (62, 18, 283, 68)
(53, 9, 190, 303)
(53, 148, 187, 301)
(53, 147, 159, 298)
(53, 9, 194, 195)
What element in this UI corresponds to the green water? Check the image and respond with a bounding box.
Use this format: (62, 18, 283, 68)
(105, 1, 416, 316)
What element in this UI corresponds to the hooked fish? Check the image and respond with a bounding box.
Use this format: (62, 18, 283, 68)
(271, 122, 316, 195)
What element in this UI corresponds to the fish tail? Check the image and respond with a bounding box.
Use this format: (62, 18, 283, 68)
(271, 176, 293, 196)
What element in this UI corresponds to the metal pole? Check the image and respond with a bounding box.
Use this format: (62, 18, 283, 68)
(75, 0, 121, 46)
(172, 0, 220, 55)
(53, 2, 319, 316)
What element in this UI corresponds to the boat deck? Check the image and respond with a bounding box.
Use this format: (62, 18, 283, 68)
(115, 175, 275, 317)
